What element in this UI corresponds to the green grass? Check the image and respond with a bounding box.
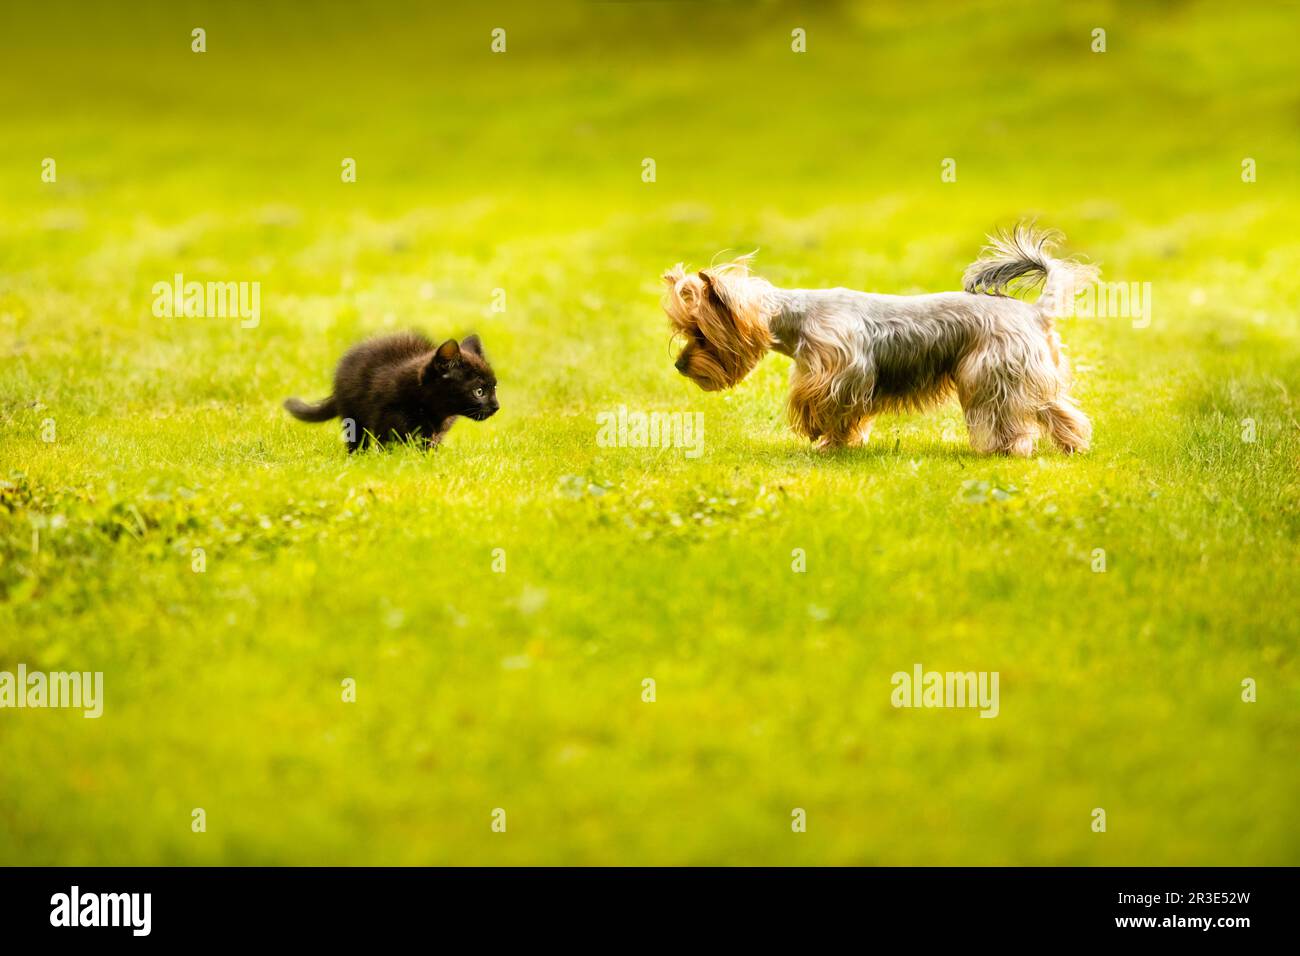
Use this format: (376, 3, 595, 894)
(1, 0, 1297, 865)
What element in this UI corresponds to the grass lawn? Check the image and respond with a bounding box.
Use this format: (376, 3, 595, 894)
(1, 0, 1297, 865)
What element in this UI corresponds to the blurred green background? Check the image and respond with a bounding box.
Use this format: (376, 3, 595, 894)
(0, 0, 1297, 864)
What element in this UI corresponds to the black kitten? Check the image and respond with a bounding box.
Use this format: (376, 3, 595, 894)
(285, 332, 499, 451)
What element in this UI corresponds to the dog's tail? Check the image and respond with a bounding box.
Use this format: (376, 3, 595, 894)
(283, 395, 338, 422)
(962, 223, 1098, 319)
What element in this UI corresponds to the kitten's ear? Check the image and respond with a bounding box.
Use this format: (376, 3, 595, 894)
(434, 339, 460, 364)
(422, 339, 460, 382)
(460, 334, 483, 357)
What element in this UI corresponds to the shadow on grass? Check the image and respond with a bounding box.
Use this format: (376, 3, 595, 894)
(734, 436, 987, 470)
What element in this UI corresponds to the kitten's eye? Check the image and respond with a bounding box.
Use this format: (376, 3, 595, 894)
(473, 387, 485, 398)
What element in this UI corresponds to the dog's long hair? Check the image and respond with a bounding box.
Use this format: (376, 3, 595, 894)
(662, 224, 1097, 456)
(959, 225, 1097, 453)
(662, 257, 772, 391)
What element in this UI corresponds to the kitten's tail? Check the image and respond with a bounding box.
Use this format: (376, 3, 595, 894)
(283, 396, 338, 422)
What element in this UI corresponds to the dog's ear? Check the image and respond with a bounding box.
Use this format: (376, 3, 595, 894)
(698, 270, 731, 311)
(459, 334, 483, 357)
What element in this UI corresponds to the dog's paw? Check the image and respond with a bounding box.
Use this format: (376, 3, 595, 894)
(1005, 435, 1037, 457)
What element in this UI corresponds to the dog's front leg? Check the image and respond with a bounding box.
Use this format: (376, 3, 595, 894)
(814, 415, 875, 450)
(789, 363, 873, 450)
(789, 363, 834, 443)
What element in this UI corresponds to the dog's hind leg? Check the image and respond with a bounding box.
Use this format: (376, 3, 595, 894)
(961, 400, 1038, 456)
(1038, 395, 1092, 454)
(957, 351, 1042, 456)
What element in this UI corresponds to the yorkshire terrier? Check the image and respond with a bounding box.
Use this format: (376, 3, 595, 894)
(662, 224, 1095, 456)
